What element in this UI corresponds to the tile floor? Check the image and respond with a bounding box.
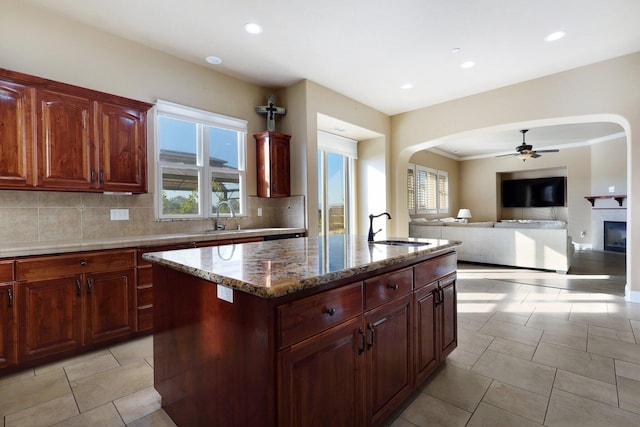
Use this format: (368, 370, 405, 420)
(1, 251, 638, 427)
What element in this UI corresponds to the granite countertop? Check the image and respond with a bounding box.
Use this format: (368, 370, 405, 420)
(143, 235, 461, 298)
(0, 227, 305, 258)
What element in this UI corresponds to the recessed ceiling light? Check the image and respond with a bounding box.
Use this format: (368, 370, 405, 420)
(244, 22, 263, 34)
(451, 48, 461, 54)
(401, 83, 413, 90)
(205, 56, 222, 65)
(453, 150, 461, 154)
(545, 31, 566, 42)
(460, 61, 475, 69)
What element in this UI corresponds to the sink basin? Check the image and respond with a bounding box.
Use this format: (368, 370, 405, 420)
(373, 240, 431, 247)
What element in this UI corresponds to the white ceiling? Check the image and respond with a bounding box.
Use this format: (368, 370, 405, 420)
(23, 0, 639, 156)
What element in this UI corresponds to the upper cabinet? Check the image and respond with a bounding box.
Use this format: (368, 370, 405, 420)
(255, 131, 291, 198)
(0, 68, 151, 193)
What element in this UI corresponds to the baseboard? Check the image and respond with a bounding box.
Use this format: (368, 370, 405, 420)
(625, 285, 640, 303)
(572, 243, 593, 251)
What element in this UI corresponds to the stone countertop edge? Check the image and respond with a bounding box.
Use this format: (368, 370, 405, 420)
(143, 238, 461, 299)
(0, 227, 305, 259)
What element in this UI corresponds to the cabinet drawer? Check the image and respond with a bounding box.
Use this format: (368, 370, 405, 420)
(137, 266, 153, 286)
(0, 260, 13, 282)
(364, 267, 413, 310)
(413, 252, 457, 289)
(16, 249, 136, 281)
(137, 285, 153, 307)
(277, 282, 363, 348)
(138, 306, 153, 332)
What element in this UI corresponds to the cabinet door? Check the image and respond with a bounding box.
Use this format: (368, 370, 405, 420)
(278, 316, 365, 427)
(17, 275, 83, 362)
(365, 294, 413, 426)
(438, 274, 457, 359)
(85, 268, 136, 345)
(0, 283, 16, 368)
(98, 102, 147, 193)
(414, 282, 439, 384)
(36, 89, 97, 190)
(269, 135, 290, 197)
(0, 80, 35, 188)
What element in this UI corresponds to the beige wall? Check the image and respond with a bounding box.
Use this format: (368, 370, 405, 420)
(391, 53, 640, 301)
(591, 137, 627, 197)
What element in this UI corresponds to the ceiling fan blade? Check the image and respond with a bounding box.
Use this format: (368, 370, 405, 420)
(530, 153, 541, 158)
(533, 149, 560, 153)
(496, 153, 517, 158)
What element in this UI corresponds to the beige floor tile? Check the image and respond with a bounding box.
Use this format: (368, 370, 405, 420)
(490, 311, 530, 325)
(35, 349, 111, 375)
(571, 302, 609, 313)
(569, 312, 632, 331)
(65, 353, 121, 382)
(399, 393, 471, 427)
(618, 376, 640, 415)
(607, 302, 640, 321)
(458, 316, 487, 332)
(109, 335, 153, 365)
(553, 369, 618, 406)
(0, 369, 71, 417)
(52, 403, 125, 427)
(471, 350, 556, 396)
(5, 394, 78, 427)
(145, 355, 154, 368)
(467, 402, 544, 427)
(526, 313, 588, 337)
(388, 417, 417, 427)
(532, 341, 615, 384)
(71, 359, 154, 412)
(587, 334, 640, 364)
(616, 359, 640, 381)
(445, 348, 480, 370)
(127, 409, 177, 427)
(546, 388, 640, 427)
(422, 364, 491, 412)
(114, 386, 162, 424)
(457, 328, 494, 355)
(0, 369, 34, 387)
(478, 319, 542, 346)
(482, 381, 548, 423)
(487, 337, 536, 360)
(540, 330, 587, 351)
(589, 324, 637, 343)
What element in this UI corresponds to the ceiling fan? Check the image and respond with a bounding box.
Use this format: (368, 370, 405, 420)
(498, 129, 559, 161)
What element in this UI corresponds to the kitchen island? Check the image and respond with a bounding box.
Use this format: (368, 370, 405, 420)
(144, 235, 460, 427)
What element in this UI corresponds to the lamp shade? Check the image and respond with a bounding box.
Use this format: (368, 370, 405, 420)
(457, 209, 472, 219)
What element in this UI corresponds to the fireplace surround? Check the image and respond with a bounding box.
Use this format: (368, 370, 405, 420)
(604, 221, 627, 253)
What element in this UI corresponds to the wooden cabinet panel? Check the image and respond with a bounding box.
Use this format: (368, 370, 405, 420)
(365, 294, 413, 425)
(364, 267, 413, 310)
(438, 274, 457, 358)
(36, 89, 96, 190)
(85, 268, 136, 344)
(0, 260, 13, 282)
(255, 131, 290, 197)
(278, 316, 365, 427)
(414, 282, 439, 383)
(0, 79, 35, 188)
(17, 275, 83, 362)
(414, 252, 456, 289)
(277, 282, 363, 348)
(98, 102, 147, 193)
(0, 283, 16, 368)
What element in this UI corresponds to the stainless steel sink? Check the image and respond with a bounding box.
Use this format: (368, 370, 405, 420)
(373, 240, 431, 247)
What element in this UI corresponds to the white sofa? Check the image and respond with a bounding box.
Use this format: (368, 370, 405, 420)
(409, 220, 572, 274)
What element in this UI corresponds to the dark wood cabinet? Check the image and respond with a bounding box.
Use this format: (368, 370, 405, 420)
(438, 274, 457, 358)
(0, 68, 151, 193)
(414, 282, 439, 383)
(0, 80, 35, 188)
(15, 249, 136, 364)
(255, 131, 290, 197)
(0, 260, 16, 369)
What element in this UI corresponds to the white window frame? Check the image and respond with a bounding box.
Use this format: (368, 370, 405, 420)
(408, 163, 449, 215)
(154, 100, 247, 220)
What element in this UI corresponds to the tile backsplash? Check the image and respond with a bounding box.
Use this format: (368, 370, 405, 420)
(0, 191, 305, 245)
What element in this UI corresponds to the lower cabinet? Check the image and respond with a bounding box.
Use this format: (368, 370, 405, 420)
(15, 249, 136, 364)
(0, 281, 16, 369)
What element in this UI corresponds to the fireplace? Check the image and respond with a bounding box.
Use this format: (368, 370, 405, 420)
(604, 221, 627, 253)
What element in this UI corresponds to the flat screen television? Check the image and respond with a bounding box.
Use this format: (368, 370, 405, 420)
(502, 176, 566, 207)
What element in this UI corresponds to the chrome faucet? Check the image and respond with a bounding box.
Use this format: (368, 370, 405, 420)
(215, 200, 235, 230)
(368, 212, 392, 242)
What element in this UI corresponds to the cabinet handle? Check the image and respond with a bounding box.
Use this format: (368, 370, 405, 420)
(367, 323, 375, 350)
(325, 307, 337, 316)
(7, 288, 13, 308)
(87, 278, 93, 295)
(439, 288, 445, 305)
(99, 170, 104, 184)
(434, 288, 441, 306)
(91, 169, 95, 183)
(358, 327, 366, 355)
(388, 283, 399, 290)
(80, 261, 88, 267)
(76, 279, 81, 296)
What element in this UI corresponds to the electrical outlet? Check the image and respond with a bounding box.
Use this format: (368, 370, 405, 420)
(257, 208, 263, 216)
(110, 208, 129, 221)
(608, 186, 615, 193)
(217, 285, 234, 303)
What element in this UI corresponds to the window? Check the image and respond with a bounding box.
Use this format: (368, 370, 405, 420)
(408, 163, 448, 214)
(154, 100, 247, 219)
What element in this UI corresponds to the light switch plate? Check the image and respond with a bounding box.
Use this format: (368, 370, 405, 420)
(608, 186, 615, 193)
(110, 208, 129, 221)
(217, 285, 234, 303)
(257, 207, 263, 216)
